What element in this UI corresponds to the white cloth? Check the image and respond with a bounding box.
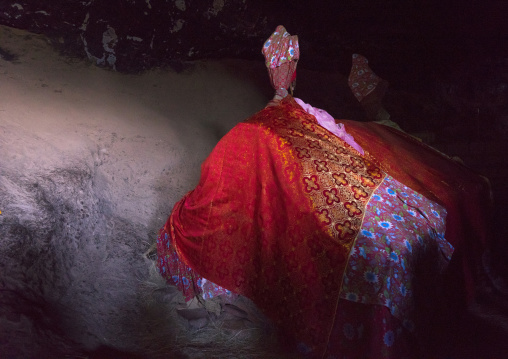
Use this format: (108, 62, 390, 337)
(294, 98, 364, 155)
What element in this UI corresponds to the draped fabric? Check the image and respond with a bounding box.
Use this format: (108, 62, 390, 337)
(262, 25, 299, 69)
(348, 54, 382, 102)
(157, 173, 453, 358)
(262, 25, 299, 99)
(342, 120, 492, 305)
(157, 96, 491, 357)
(339, 174, 452, 352)
(326, 299, 417, 357)
(161, 96, 385, 356)
(267, 61, 297, 98)
(294, 97, 364, 155)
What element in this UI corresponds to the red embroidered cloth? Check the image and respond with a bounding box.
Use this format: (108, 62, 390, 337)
(163, 96, 384, 355)
(159, 97, 491, 357)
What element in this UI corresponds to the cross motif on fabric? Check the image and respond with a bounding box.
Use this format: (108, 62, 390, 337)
(333, 172, 348, 186)
(335, 220, 355, 240)
(352, 185, 368, 200)
(344, 201, 362, 217)
(317, 208, 332, 225)
(361, 175, 376, 188)
(303, 175, 320, 192)
(323, 188, 341, 205)
(296, 147, 311, 159)
(314, 160, 329, 172)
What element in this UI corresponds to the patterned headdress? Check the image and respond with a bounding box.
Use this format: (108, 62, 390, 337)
(348, 54, 381, 102)
(262, 25, 300, 98)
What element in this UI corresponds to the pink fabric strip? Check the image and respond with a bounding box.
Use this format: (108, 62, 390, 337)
(294, 98, 364, 155)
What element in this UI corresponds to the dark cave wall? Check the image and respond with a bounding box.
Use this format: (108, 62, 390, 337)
(0, 0, 272, 72)
(1, 0, 507, 134)
(1, 0, 506, 74)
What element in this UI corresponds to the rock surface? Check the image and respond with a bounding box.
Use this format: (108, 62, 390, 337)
(1, 0, 506, 76)
(0, 25, 274, 358)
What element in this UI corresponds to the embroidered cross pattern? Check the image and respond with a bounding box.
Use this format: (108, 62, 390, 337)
(333, 172, 348, 186)
(314, 160, 329, 172)
(335, 220, 355, 240)
(303, 175, 320, 192)
(344, 201, 362, 217)
(324, 188, 341, 205)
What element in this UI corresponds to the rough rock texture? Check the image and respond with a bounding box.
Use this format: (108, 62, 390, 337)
(0, 25, 275, 358)
(0, 0, 506, 74)
(0, 0, 272, 72)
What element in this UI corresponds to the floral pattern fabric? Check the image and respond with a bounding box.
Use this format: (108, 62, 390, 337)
(348, 54, 382, 102)
(323, 299, 416, 359)
(157, 172, 454, 358)
(262, 26, 299, 98)
(157, 230, 236, 302)
(340, 174, 453, 327)
(262, 25, 299, 69)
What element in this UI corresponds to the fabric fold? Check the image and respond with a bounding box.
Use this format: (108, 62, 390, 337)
(158, 96, 384, 356)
